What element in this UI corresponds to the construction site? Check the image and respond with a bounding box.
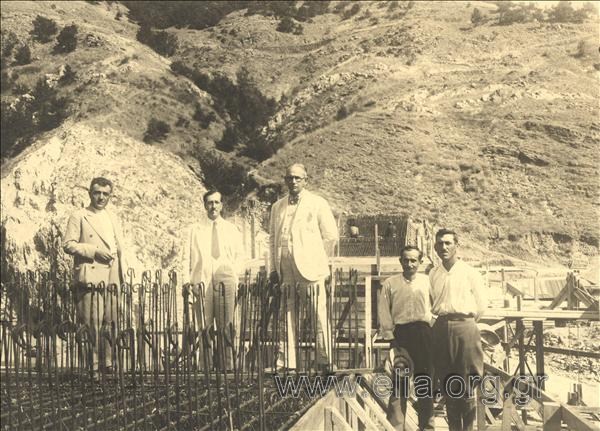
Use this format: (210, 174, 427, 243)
(1, 218, 598, 430)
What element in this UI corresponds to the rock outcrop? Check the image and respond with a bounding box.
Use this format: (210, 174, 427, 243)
(1, 122, 207, 278)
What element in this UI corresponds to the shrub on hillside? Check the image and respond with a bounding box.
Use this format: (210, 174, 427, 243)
(31, 15, 58, 43)
(136, 26, 178, 56)
(296, 1, 330, 21)
(1, 31, 19, 67)
(55, 24, 78, 53)
(144, 118, 170, 142)
(336, 105, 350, 120)
(169, 61, 277, 162)
(548, 1, 588, 23)
(343, 3, 361, 20)
(193, 104, 217, 129)
(59, 64, 77, 85)
(125, 1, 245, 30)
(1, 71, 13, 93)
(31, 78, 70, 131)
(217, 124, 238, 152)
(1, 77, 69, 158)
(195, 149, 247, 196)
(14, 45, 32, 65)
(276, 16, 303, 34)
(471, 8, 484, 25)
(13, 83, 30, 95)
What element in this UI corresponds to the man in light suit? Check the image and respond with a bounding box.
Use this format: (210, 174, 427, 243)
(64, 177, 128, 372)
(269, 163, 338, 372)
(182, 189, 245, 369)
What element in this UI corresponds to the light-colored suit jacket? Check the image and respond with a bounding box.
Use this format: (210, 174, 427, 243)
(269, 190, 338, 282)
(63, 206, 127, 285)
(181, 217, 245, 287)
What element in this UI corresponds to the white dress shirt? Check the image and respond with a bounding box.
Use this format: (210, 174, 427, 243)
(90, 209, 117, 253)
(378, 273, 433, 339)
(429, 259, 487, 318)
(182, 217, 245, 286)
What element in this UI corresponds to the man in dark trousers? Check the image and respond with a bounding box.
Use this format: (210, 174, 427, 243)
(378, 245, 435, 430)
(429, 229, 487, 431)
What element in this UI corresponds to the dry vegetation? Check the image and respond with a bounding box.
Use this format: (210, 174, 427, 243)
(1, 0, 598, 266)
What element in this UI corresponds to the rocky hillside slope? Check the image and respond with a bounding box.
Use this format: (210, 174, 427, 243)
(1, 1, 598, 272)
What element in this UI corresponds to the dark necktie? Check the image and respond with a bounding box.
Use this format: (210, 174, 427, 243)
(288, 195, 299, 205)
(211, 222, 220, 259)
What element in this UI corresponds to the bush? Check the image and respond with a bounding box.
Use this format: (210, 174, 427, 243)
(1, 31, 19, 65)
(195, 149, 247, 196)
(1, 77, 69, 158)
(59, 64, 76, 84)
(14, 45, 32, 65)
(13, 83, 30, 95)
(193, 104, 216, 129)
(169, 62, 277, 161)
(136, 26, 178, 56)
(276, 16, 303, 34)
(31, 15, 58, 43)
(471, 8, 484, 25)
(31, 78, 69, 131)
(55, 24, 78, 53)
(144, 117, 170, 142)
(216, 124, 238, 152)
(336, 105, 349, 120)
(343, 3, 361, 19)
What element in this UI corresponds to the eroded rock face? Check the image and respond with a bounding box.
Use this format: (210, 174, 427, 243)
(1, 122, 207, 279)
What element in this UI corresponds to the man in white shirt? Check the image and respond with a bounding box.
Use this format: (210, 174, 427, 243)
(182, 190, 245, 369)
(269, 163, 338, 372)
(429, 229, 487, 431)
(64, 177, 128, 373)
(378, 246, 435, 430)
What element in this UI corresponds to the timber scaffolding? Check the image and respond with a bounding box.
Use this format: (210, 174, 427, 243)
(1, 265, 598, 430)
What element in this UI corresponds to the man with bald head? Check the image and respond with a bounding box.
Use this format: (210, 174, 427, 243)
(269, 163, 338, 372)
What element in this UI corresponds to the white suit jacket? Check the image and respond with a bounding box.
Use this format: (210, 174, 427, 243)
(269, 190, 338, 282)
(181, 217, 244, 287)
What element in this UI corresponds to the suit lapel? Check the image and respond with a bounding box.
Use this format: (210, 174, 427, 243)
(83, 207, 111, 249)
(276, 198, 288, 237)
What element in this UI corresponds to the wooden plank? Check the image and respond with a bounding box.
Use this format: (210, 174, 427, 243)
(561, 403, 598, 431)
(355, 388, 397, 431)
(364, 276, 372, 369)
(324, 407, 353, 431)
(542, 401, 561, 431)
(345, 396, 386, 430)
(483, 308, 599, 321)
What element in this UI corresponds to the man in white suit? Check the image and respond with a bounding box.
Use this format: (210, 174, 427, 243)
(269, 163, 338, 372)
(64, 177, 128, 372)
(182, 190, 245, 369)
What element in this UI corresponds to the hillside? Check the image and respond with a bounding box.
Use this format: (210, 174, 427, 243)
(1, 1, 598, 271)
(172, 1, 600, 263)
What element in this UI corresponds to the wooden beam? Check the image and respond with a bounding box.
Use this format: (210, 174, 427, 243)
(542, 401, 561, 431)
(324, 407, 353, 431)
(533, 320, 545, 390)
(482, 309, 599, 321)
(364, 276, 372, 369)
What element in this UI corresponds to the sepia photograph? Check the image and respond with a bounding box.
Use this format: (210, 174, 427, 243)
(0, 1, 598, 429)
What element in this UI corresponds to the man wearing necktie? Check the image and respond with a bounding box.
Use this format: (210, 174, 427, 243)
(182, 189, 245, 369)
(269, 163, 338, 372)
(64, 177, 128, 373)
